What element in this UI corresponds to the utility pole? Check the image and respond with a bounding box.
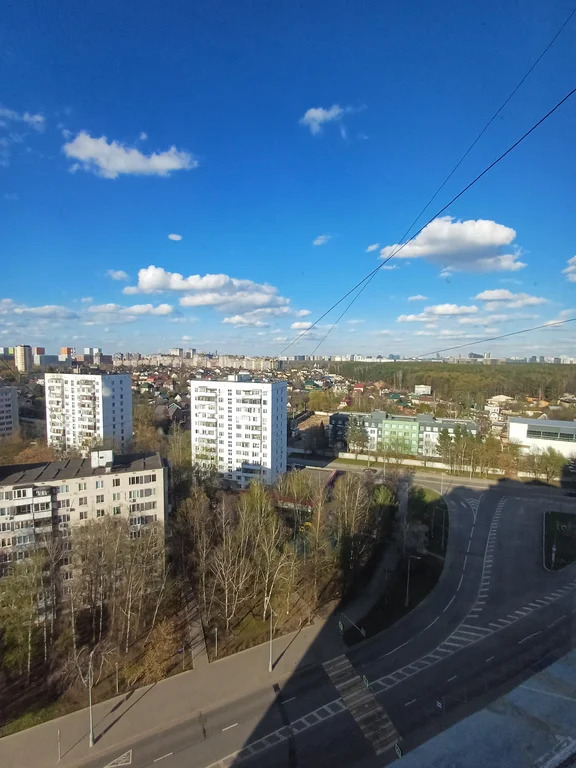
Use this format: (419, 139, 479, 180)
(441, 504, 447, 551)
(88, 648, 96, 748)
(268, 605, 276, 673)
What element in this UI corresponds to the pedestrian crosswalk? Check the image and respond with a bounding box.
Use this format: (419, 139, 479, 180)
(324, 655, 400, 756)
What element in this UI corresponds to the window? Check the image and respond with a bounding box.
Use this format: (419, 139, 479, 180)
(79, 510, 87, 520)
(96, 509, 105, 518)
(113, 478, 120, 487)
(95, 480, 104, 489)
(112, 492, 121, 501)
(57, 499, 70, 509)
(78, 497, 87, 506)
(113, 506, 121, 515)
(77, 482, 87, 491)
(58, 484, 69, 494)
(96, 494, 104, 504)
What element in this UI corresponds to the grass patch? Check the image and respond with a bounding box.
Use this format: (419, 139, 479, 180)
(544, 510, 576, 570)
(0, 700, 71, 737)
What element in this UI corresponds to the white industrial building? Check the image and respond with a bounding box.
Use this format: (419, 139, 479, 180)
(189, 375, 287, 488)
(45, 372, 133, 454)
(0, 385, 19, 437)
(508, 417, 576, 459)
(0, 450, 168, 576)
(414, 384, 432, 396)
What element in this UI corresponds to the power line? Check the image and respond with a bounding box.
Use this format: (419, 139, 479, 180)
(415, 316, 576, 359)
(280, 9, 576, 358)
(290, 82, 576, 356)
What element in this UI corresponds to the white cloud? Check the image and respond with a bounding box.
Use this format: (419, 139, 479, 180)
(3, 192, 19, 201)
(374, 330, 392, 335)
(381, 264, 398, 271)
(427, 303, 478, 316)
(408, 294, 427, 301)
(347, 319, 364, 324)
(89, 303, 173, 320)
(366, 243, 380, 253)
(80, 297, 93, 303)
(380, 216, 526, 273)
(397, 313, 429, 323)
(107, 269, 129, 281)
(0, 298, 77, 320)
(562, 255, 576, 283)
(474, 289, 547, 309)
(299, 105, 348, 135)
(63, 131, 196, 179)
(0, 105, 45, 131)
(294, 309, 311, 317)
(168, 233, 182, 241)
(222, 315, 269, 328)
(123, 265, 295, 314)
(291, 321, 313, 330)
(139, 132, 148, 141)
(397, 304, 477, 323)
(313, 234, 331, 246)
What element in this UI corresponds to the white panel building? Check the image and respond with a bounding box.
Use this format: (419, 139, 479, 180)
(0, 385, 19, 437)
(45, 373, 133, 454)
(508, 417, 576, 459)
(190, 375, 287, 488)
(0, 450, 168, 576)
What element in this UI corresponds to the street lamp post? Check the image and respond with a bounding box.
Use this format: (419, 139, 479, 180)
(88, 647, 96, 748)
(268, 605, 276, 673)
(405, 555, 421, 608)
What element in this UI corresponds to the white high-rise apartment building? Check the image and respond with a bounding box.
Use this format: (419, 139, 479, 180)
(189, 375, 287, 488)
(0, 386, 19, 437)
(45, 373, 132, 453)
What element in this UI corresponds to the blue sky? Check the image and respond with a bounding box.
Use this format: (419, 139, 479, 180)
(1, 0, 575, 357)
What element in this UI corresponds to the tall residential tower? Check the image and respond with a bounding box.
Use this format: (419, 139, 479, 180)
(45, 372, 132, 453)
(189, 374, 287, 488)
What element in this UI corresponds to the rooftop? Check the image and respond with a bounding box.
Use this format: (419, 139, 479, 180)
(509, 416, 576, 430)
(0, 452, 164, 487)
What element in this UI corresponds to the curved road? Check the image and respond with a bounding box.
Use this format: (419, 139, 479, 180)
(79, 476, 576, 768)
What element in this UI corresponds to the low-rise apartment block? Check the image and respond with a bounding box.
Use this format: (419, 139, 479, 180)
(329, 411, 477, 457)
(0, 450, 169, 575)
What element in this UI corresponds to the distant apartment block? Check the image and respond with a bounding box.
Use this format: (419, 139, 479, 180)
(169, 347, 184, 357)
(45, 372, 133, 453)
(329, 411, 477, 457)
(0, 385, 19, 437)
(508, 417, 576, 459)
(33, 346, 45, 355)
(190, 375, 287, 488)
(0, 450, 168, 576)
(14, 345, 33, 373)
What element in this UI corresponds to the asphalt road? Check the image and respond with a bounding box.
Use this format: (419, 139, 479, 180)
(88, 474, 576, 768)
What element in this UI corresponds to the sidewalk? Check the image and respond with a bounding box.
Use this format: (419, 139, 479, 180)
(1, 618, 347, 768)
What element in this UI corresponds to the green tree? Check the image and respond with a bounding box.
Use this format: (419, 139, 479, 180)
(348, 419, 369, 457)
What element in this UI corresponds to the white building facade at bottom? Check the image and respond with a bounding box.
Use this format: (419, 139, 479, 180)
(45, 372, 132, 453)
(189, 375, 287, 488)
(0, 450, 169, 577)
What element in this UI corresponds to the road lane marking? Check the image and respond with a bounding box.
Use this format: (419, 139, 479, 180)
(521, 686, 576, 703)
(463, 555, 468, 569)
(448, 675, 457, 682)
(485, 656, 495, 663)
(153, 754, 173, 763)
(404, 698, 417, 707)
(222, 723, 239, 731)
(443, 595, 455, 613)
(518, 631, 542, 644)
(457, 575, 464, 591)
(467, 541, 471, 553)
(548, 616, 566, 629)
(423, 616, 439, 631)
(282, 696, 296, 704)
